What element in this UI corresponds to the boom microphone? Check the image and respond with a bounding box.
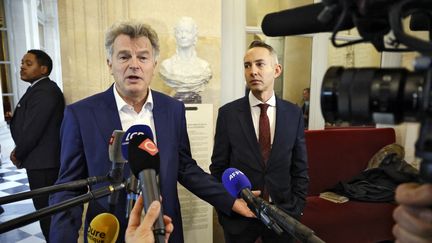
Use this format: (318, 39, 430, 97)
(122, 124, 154, 218)
(222, 168, 283, 235)
(261, 3, 354, 36)
(107, 130, 127, 212)
(87, 213, 120, 243)
(128, 134, 165, 243)
(409, 12, 431, 31)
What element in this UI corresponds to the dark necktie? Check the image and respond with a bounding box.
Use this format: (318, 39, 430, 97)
(258, 103, 271, 164)
(258, 103, 270, 201)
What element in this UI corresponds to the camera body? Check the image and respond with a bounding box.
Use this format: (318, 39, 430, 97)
(262, 0, 432, 181)
(321, 0, 432, 182)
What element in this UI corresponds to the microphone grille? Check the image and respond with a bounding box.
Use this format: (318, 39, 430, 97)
(87, 213, 119, 243)
(128, 134, 160, 177)
(222, 168, 251, 198)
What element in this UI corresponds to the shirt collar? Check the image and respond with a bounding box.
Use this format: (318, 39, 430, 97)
(30, 76, 48, 87)
(248, 91, 276, 107)
(113, 85, 154, 112)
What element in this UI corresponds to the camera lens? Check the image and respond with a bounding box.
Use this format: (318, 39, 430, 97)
(321, 66, 424, 125)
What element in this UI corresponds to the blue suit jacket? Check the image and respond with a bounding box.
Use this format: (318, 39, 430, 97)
(210, 95, 309, 234)
(49, 86, 235, 243)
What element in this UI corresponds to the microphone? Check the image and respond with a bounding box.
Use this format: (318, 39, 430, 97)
(261, 2, 354, 36)
(0, 183, 125, 234)
(87, 212, 120, 243)
(121, 124, 154, 218)
(0, 176, 108, 205)
(252, 196, 324, 243)
(125, 174, 139, 219)
(222, 168, 325, 243)
(121, 124, 154, 160)
(222, 168, 283, 235)
(409, 12, 431, 31)
(107, 130, 127, 213)
(128, 134, 165, 243)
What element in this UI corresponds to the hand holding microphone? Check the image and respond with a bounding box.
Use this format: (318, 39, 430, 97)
(222, 168, 284, 235)
(223, 168, 325, 243)
(128, 133, 165, 243)
(125, 195, 173, 243)
(121, 124, 154, 218)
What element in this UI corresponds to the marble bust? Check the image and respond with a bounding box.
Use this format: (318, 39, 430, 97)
(160, 17, 212, 103)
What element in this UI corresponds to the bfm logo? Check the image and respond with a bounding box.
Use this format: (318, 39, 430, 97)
(228, 170, 244, 181)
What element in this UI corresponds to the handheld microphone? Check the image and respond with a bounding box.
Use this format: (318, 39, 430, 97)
(125, 174, 139, 218)
(121, 124, 154, 160)
(107, 130, 127, 213)
(122, 124, 154, 218)
(222, 168, 283, 235)
(128, 134, 165, 243)
(222, 168, 325, 243)
(261, 2, 354, 37)
(87, 213, 120, 243)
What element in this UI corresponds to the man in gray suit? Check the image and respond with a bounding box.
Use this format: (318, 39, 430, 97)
(10, 49, 65, 241)
(210, 40, 309, 243)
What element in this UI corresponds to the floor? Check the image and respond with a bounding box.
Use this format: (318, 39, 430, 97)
(0, 131, 45, 242)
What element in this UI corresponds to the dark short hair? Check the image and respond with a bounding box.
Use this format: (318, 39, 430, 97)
(27, 49, 53, 75)
(247, 40, 279, 64)
(248, 40, 274, 52)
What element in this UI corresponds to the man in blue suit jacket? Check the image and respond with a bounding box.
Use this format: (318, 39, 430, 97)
(49, 21, 253, 243)
(210, 41, 309, 243)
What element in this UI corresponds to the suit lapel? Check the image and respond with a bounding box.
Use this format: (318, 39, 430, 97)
(151, 91, 169, 151)
(93, 86, 122, 144)
(237, 97, 264, 169)
(269, 98, 289, 162)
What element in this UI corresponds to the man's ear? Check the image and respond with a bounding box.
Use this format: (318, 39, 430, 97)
(107, 59, 113, 74)
(274, 63, 282, 78)
(40, 66, 49, 75)
(152, 60, 158, 75)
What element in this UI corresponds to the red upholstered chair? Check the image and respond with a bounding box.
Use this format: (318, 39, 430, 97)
(301, 128, 397, 243)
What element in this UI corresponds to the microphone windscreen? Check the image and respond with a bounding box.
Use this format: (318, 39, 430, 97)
(121, 124, 154, 160)
(261, 3, 354, 36)
(222, 168, 252, 198)
(109, 130, 126, 163)
(87, 213, 119, 243)
(128, 134, 160, 177)
(409, 12, 431, 31)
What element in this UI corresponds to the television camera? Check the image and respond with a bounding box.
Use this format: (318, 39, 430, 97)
(262, 0, 432, 182)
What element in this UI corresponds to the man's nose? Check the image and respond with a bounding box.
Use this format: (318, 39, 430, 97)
(250, 65, 258, 76)
(129, 56, 139, 69)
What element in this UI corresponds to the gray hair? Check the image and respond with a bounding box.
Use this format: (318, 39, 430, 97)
(105, 21, 160, 61)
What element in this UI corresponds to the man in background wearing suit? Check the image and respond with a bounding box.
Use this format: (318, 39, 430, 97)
(210, 40, 309, 243)
(10, 49, 65, 241)
(49, 20, 253, 243)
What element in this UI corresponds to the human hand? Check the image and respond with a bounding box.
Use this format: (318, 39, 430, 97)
(10, 148, 22, 169)
(231, 190, 261, 218)
(392, 183, 432, 243)
(125, 196, 173, 243)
